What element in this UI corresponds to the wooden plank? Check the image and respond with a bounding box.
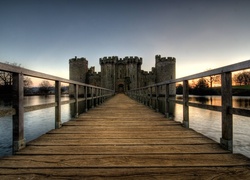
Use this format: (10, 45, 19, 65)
(28, 137, 216, 146)
(16, 144, 227, 155)
(43, 132, 202, 138)
(1, 167, 250, 179)
(63, 121, 181, 126)
(0, 154, 249, 168)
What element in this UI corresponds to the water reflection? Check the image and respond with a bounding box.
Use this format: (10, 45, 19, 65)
(176, 95, 250, 109)
(174, 95, 250, 158)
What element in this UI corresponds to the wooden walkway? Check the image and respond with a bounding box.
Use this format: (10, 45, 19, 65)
(0, 94, 249, 179)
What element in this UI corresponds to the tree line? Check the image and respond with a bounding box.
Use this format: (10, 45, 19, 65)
(176, 70, 250, 95)
(0, 62, 67, 96)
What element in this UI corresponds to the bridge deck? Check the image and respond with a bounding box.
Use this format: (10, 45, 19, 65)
(0, 94, 250, 179)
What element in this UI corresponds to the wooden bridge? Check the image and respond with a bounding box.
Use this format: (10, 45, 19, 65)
(0, 94, 250, 179)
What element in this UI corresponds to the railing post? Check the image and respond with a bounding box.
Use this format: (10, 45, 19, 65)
(220, 72, 233, 152)
(183, 80, 189, 128)
(165, 84, 170, 118)
(55, 80, 61, 129)
(97, 88, 100, 105)
(156, 86, 159, 112)
(91, 87, 94, 108)
(150, 87, 153, 108)
(74, 84, 79, 118)
(101, 89, 103, 104)
(12, 73, 25, 153)
(85, 86, 88, 112)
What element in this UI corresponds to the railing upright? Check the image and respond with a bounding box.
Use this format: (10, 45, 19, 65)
(85, 86, 88, 112)
(165, 84, 169, 118)
(220, 72, 233, 151)
(150, 87, 153, 108)
(183, 80, 189, 128)
(12, 73, 25, 153)
(55, 80, 62, 129)
(74, 84, 79, 117)
(156, 85, 159, 112)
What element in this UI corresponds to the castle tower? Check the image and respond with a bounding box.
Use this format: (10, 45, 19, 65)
(99, 56, 117, 90)
(155, 55, 176, 95)
(124, 56, 142, 90)
(69, 56, 88, 95)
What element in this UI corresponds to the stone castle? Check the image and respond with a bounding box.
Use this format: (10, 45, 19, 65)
(69, 55, 176, 95)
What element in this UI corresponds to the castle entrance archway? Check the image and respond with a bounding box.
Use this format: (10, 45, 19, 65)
(118, 84, 124, 93)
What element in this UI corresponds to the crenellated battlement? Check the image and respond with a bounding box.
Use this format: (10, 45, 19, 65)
(124, 56, 142, 64)
(99, 56, 142, 65)
(99, 56, 118, 64)
(69, 56, 87, 63)
(155, 55, 176, 64)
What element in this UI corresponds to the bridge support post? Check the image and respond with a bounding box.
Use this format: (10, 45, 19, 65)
(150, 87, 153, 108)
(85, 86, 88, 112)
(91, 87, 94, 108)
(97, 88, 100, 106)
(74, 84, 79, 118)
(156, 86, 159, 112)
(220, 72, 233, 152)
(165, 84, 169, 118)
(12, 73, 26, 153)
(183, 80, 189, 128)
(55, 81, 62, 129)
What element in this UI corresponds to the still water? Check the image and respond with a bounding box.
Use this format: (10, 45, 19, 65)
(0, 95, 250, 158)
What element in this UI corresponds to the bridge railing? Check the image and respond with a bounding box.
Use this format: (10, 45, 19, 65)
(0, 62, 114, 153)
(127, 59, 250, 152)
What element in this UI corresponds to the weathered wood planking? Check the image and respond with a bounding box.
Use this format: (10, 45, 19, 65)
(0, 93, 249, 179)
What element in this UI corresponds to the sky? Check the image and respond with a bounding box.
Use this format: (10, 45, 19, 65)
(1, 0, 250, 81)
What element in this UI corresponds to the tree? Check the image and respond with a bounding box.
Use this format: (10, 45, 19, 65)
(196, 78, 209, 89)
(192, 78, 210, 95)
(233, 71, 250, 85)
(206, 75, 221, 87)
(0, 62, 21, 95)
(24, 76, 33, 94)
(176, 84, 183, 94)
(0, 62, 21, 85)
(39, 80, 52, 95)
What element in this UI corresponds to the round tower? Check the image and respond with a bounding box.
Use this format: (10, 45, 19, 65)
(155, 55, 176, 95)
(99, 56, 117, 90)
(69, 56, 88, 95)
(124, 56, 142, 90)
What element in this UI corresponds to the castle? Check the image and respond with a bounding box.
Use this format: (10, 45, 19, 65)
(69, 55, 176, 95)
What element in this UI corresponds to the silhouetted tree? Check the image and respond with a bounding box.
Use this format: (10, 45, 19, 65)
(193, 78, 209, 95)
(206, 75, 221, 87)
(24, 76, 33, 94)
(39, 80, 52, 95)
(176, 84, 183, 94)
(0, 62, 21, 86)
(233, 71, 250, 85)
